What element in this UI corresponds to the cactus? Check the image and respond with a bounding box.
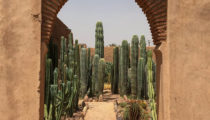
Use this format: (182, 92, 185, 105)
(152, 60, 156, 96)
(60, 36, 65, 63)
(97, 58, 105, 95)
(118, 46, 122, 96)
(137, 58, 145, 99)
(112, 47, 119, 94)
(45, 58, 52, 114)
(111, 64, 114, 93)
(121, 40, 129, 95)
(74, 40, 80, 78)
(74, 40, 80, 109)
(68, 32, 73, 50)
(80, 48, 87, 98)
(147, 50, 157, 120)
(95, 21, 104, 58)
(140, 35, 147, 62)
(87, 48, 92, 95)
(139, 35, 147, 99)
(92, 54, 100, 95)
(127, 68, 132, 95)
(68, 47, 75, 69)
(68, 33, 74, 68)
(130, 35, 139, 97)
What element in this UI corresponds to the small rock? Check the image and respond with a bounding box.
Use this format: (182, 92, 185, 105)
(99, 95, 103, 102)
(82, 105, 89, 117)
(84, 95, 89, 102)
(89, 98, 93, 102)
(123, 95, 128, 101)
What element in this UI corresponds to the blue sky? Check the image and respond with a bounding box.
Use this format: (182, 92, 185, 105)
(57, 0, 152, 47)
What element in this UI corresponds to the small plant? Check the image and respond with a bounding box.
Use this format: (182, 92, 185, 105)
(123, 106, 130, 120)
(129, 102, 141, 120)
(119, 102, 127, 108)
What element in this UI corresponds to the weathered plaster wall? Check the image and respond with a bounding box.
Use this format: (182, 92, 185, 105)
(168, 0, 210, 120)
(0, 0, 41, 120)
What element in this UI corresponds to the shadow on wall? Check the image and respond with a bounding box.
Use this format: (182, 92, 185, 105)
(154, 44, 162, 118)
(51, 17, 71, 52)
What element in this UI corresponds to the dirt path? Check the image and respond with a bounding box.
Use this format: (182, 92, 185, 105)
(84, 102, 116, 120)
(84, 90, 121, 120)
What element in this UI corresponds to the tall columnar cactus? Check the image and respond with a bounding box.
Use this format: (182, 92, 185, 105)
(146, 50, 157, 120)
(74, 39, 80, 109)
(87, 48, 92, 96)
(74, 40, 80, 78)
(137, 58, 145, 99)
(127, 68, 132, 95)
(140, 35, 147, 62)
(112, 47, 119, 94)
(152, 60, 156, 96)
(68, 32, 73, 50)
(68, 47, 75, 69)
(130, 35, 139, 97)
(97, 58, 105, 95)
(95, 21, 104, 58)
(60, 36, 65, 63)
(118, 46, 122, 96)
(68, 33, 74, 68)
(128, 43, 131, 68)
(45, 58, 52, 111)
(92, 54, 100, 95)
(121, 40, 129, 95)
(139, 35, 147, 99)
(111, 64, 114, 93)
(80, 48, 87, 98)
(60, 36, 67, 81)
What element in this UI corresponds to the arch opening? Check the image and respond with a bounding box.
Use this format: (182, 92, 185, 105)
(41, 0, 167, 119)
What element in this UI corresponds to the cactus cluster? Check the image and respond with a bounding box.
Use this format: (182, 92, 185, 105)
(44, 33, 82, 120)
(111, 35, 157, 119)
(44, 23, 157, 119)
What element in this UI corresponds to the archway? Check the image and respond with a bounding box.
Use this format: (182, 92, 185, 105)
(41, 0, 167, 119)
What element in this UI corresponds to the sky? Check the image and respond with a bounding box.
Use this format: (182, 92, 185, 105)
(57, 0, 153, 47)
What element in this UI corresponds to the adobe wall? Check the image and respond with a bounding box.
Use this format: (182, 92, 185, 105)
(0, 0, 41, 120)
(167, 0, 210, 120)
(51, 17, 71, 50)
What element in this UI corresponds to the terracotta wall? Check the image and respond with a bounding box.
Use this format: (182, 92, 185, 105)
(166, 0, 210, 120)
(90, 46, 155, 63)
(90, 46, 114, 62)
(0, 0, 41, 120)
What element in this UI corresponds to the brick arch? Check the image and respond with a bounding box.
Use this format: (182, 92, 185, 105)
(42, 0, 167, 45)
(42, 0, 68, 44)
